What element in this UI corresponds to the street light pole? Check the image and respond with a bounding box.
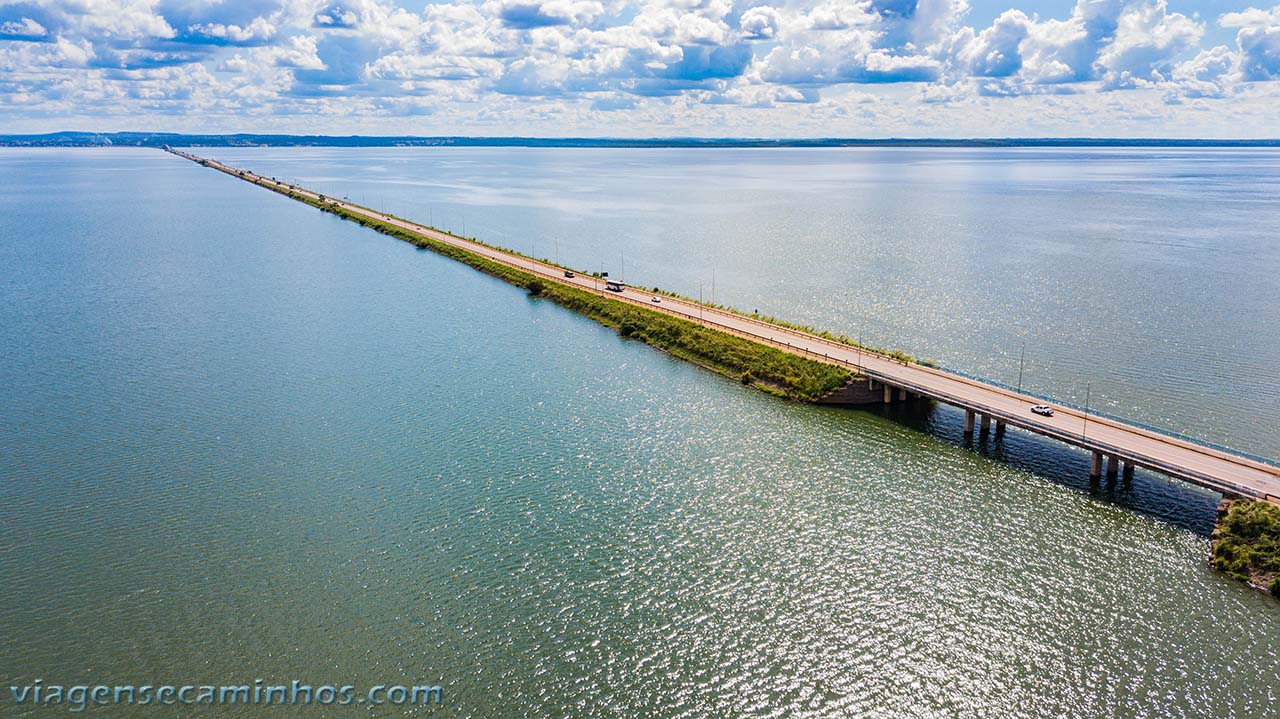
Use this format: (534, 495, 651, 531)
(1017, 342, 1026, 394)
(1083, 383, 1091, 440)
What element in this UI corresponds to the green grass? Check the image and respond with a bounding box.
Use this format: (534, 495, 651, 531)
(1212, 499, 1280, 596)
(247, 180, 855, 402)
(224, 164, 925, 369)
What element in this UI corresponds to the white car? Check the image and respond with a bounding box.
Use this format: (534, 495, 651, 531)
(1030, 405, 1055, 417)
(651, 296, 661, 303)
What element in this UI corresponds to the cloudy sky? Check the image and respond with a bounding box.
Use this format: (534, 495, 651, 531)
(1, 0, 1278, 136)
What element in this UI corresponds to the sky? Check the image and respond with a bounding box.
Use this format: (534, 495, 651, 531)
(1, 0, 1278, 137)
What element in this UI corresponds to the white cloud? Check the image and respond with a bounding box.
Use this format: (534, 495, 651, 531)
(492, 0, 605, 28)
(0, 0, 1279, 134)
(954, 10, 1031, 77)
(1236, 23, 1280, 79)
(1095, 0, 1201, 88)
(187, 17, 277, 44)
(740, 6, 781, 40)
(1220, 6, 1280, 81)
(1219, 6, 1280, 28)
(1168, 45, 1235, 98)
(0, 18, 48, 38)
(57, 0, 177, 41)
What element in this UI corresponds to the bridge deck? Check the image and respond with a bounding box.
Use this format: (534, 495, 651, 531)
(178, 150, 1280, 505)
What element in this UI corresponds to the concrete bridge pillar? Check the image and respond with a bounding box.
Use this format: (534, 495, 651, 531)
(979, 414, 991, 436)
(964, 410, 975, 434)
(1106, 454, 1119, 479)
(883, 384, 893, 404)
(1123, 461, 1134, 480)
(898, 388, 907, 402)
(995, 420, 1006, 438)
(1090, 451, 1103, 479)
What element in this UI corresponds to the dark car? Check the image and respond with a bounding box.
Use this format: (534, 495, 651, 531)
(564, 270, 575, 278)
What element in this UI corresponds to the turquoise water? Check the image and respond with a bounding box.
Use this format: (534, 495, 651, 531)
(1, 148, 1278, 718)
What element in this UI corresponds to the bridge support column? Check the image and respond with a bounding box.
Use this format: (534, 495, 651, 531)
(883, 384, 893, 404)
(1090, 451, 1103, 479)
(979, 414, 991, 436)
(995, 420, 1006, 438)
(898, 388, 907, 401)
(964, 410, 975, 435)
(1123, 461, 1134, 480)
(1106, 454, 1119, 480)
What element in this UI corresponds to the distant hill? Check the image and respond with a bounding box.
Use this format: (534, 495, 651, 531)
(1, 132, 1278, 149)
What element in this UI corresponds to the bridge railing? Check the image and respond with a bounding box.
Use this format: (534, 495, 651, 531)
(929, 363, 1280, 469)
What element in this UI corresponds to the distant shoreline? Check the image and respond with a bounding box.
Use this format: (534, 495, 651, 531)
(2, 132, 1279, 149)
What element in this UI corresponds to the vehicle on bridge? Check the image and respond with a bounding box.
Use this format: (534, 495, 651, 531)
(1031, 405, 1055, 417)
(564, 270, 575, 278)
(605, 280, 625, 292)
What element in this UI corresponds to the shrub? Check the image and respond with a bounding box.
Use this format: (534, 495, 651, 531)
(1213, 499, 1280, 593)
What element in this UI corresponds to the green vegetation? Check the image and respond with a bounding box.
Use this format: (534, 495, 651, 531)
(1212, 499, 1280, 596)
(229, 162, 934, 370)
(641, 285, 922, 365)
(249, 179, 854, 401)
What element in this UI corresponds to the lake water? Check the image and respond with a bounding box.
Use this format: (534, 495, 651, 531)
(208, 145, 1280, 461)
(1, 147, 1278, 718)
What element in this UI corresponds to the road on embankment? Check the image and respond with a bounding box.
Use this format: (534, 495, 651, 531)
(175, 150, 1280, 506)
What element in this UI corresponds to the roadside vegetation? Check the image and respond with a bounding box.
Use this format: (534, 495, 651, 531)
(221, 162, 924, 370)
(256, 182, 855, 401)
(1212, 499, 1280, 597)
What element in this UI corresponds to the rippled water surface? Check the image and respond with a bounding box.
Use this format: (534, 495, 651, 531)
(1, 148, 1279, 719)
(208, 145, 1280, 459)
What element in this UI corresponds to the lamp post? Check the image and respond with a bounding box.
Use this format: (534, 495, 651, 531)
(1083, 383, 1092, 440)
(1017, 342, 1026, 394)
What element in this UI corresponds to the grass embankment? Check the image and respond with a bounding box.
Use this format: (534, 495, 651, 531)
(1212, 499, 1280, 597)
(222, 163, 925, 368)
(266, 183, 853, 401)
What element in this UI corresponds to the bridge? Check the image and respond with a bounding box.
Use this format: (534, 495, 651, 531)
(173, 149, 1280, 506)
